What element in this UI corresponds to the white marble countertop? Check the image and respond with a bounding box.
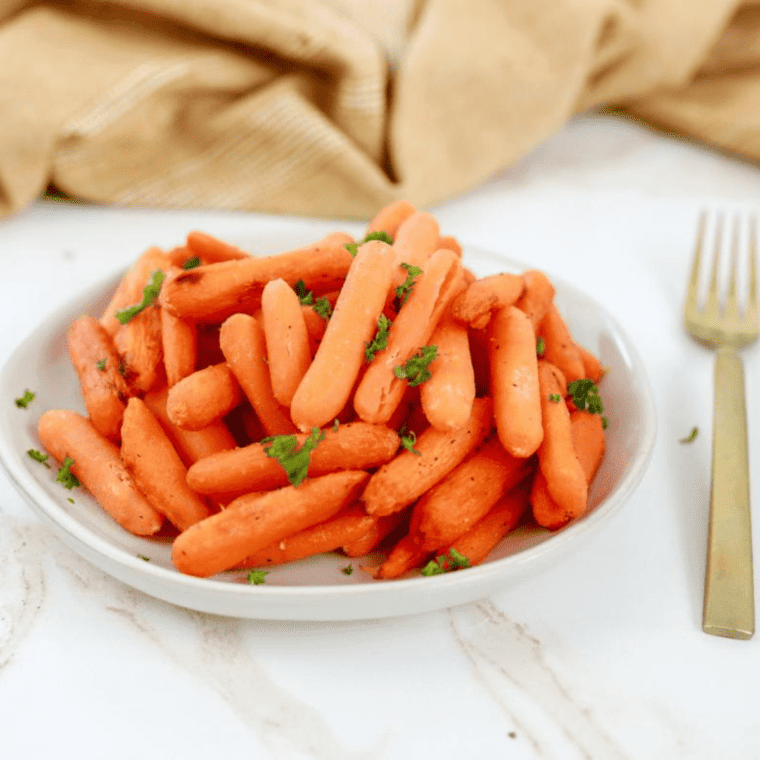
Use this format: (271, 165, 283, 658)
(2, 114, 760, 759)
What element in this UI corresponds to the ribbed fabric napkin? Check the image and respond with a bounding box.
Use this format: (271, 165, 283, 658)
(0, 0, 756, 219)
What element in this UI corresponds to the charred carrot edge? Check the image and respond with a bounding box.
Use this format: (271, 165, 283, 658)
(219, 313, 297, 437)
(172, 471, 370, 577)
(490, 305, 543, 458)
(187, 421, 399, 496)
(161, 302, 197, 388)
(261, 278, 312, 407)
(419, 312, 475, 431)
(121, 398, 211, 531)
(416, 436, 535, 551)
(354, 248, 463, 424)
(113, 303, 164, 394)
(236, 506, 376, 567)
(185, 231, 251, 263)
(166, 362, 243, 431)
(366, 200, 416, 237)
(450, 273, 525, 330)
(290, 240, 397, 431)
(37, 409, 163, 536)
(538, 303, 585, 384)
(362, 396, 494, 516)
(535, 361, 587, 521)
(515, 270, 555, 331)
(67, 315, 130, 443)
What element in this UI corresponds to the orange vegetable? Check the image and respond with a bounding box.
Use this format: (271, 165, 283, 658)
(166, 362, 242, 431)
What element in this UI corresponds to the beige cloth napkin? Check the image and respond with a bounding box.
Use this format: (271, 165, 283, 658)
(0, 0, 757, 220)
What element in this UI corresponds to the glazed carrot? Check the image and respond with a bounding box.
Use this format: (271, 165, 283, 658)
(419, 312, 476, 431)
(161, 305, 197, 387)
(100, 246, 171, 336)
(577, 343, 605, 383)
(366, 200, 416, 237)
(535, 361, 587, 521)
(161, 233, 354, 322)
(437, 234, 462, 258)
(301, 304, 328, 352)
(450, 273, 525, 330)
(375, 531, 430, 579)
(166, 362, 242, 431)
(442, 479, 532, 565)
(67, 315, 130, 443)
(143, 387, 237, 467)
(515, 270, 555, 330)
(172, 470, 369, 577)
(531, 410, 606, 529)
(362, 396, 493, 516)
(261, 278, 312, 407)
(219, 313, 297, 436)
(390, 211, 440, 290)
(37, 409, 163, 536)
(490, 305, 543, 458)
(416, 436, 534, 551)
(341, 511, 406, 557)
(354, 248, 462, 424)
(120, 397, 211, 531)
(185, 230, 251, 263)
(112, 303, 164, 394)
(237, 506, 376, 567)
(538, 303, 585, 384)
(186, 421, 400, 496)
(290, 239, 396, 430)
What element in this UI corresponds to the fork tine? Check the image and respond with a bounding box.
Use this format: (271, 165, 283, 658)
(725, 216, 740, 321)
(685, 211, 707, 315)
(749, 215, 758, 320)
(705, 214, 723, 317)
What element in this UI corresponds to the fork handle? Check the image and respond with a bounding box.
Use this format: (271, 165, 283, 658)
(703, 345, 755, 639)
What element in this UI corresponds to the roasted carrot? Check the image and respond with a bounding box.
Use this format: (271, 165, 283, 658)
(112, 303, 164, 394)
(165, 362, 243, 431)
(219, 312, 297, 437)
(515, 270, 555, 330)
(416, 436, 534, 550)
(161, 304, 197, 387)
(451, 272, 525, 329)
(120, 398, 211, 531)
(290, 239, 397, 431)
(375, 531, 430, 579)
(172, 470, 369, 577)
(186, 421, 400, 496)
(362, 396, 493, 516)
(489, 305, 543, 458)
(67, 315, 130, 443)
(366, 200, 416, 237)
(37, 409, 163, 535)
(185, 230, 251, 263)
(341, 511, 406, 557)
(354, 248, 463, 424)
(538, 303, 585, 384)
(260, 278, 312, 407)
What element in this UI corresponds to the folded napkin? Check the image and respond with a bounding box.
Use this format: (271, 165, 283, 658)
(0, 0, 756, 220)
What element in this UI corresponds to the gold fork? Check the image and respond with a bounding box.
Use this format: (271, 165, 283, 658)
(684, 212, 758, 639)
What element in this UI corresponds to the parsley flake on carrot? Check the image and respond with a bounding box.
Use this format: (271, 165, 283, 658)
(567, 378, 605, 416)
(345, 230, 394, 256)
(313, 296, 333, 320)
(115, 269, 165, 324)
(56, 456, 80, 490)
(394, 262, 423, 306)
(399, 426, 421, 455)
(262, 427, 326, 486)
(96, 358, 107, 371)
(15, 390, 35, 408)
(393, 345, 438, 387)
(536, 337, 545, 357)
(182, 255, 202, 270)
(293, 279, 314, 305)
(421, 548, 471, 576)
(365, 314, 392, 362)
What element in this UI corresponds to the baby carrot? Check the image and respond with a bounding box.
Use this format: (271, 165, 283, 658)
(67, 315, 130, 443)
(165, 362, 243, 431)
(419, 312, 475, 431)
(538, 303, 585, 384)
(172, 470, 369, 577)
(341, 512, 406, 557)
(366, 200, 416, 237)
(353, 248, 463, 424)
(185, 231, 251, 263)
(489, 305, 543, 458)
(186, 421, 400, 496)
(577, 343, 605, 383)
(120, 397, 211, 531)
(219, 313, 297, 436)
(261, 278, 312, 407)
(290, 239, 397, 431)
(515, 270, 555, 330)
(437, 235, 462, 258)
(113, 303, 164, 394)
(362, 396, 493, 516)
(416, 436, 534, 551)
(37, 409, 163, 535)
(535, 361, 587, 522)
(161, 304, 197, 387)
(390, 211, 440, 290)
(451, 273, 525, 329)
(375, 531, 430, 580)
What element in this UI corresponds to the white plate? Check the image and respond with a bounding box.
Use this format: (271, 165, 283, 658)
(0, 238, 656, 621)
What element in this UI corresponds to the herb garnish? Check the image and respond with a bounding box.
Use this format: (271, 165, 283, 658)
(421, 548, 471, 576)
(96, 358, 107, 371)
(182, 255, 202, 270)
(15, 390, 35, 408)
(365, 314, 392, 362)
(536, 337, 545, 357)
(262, 427, 326, 487)
(399, 426, 421, 456)
(247, 569, 268, 585)
(680, 427, 699, 444)
(342, 564, 354, 576)
(27, 449, 50, 468)
(293, 279, 313, 305)
(313, 296, 333, 320)
(394, 263, 423, 306)
(548, 393, 561, 403)
(393, 345, 438, 387)
(345, 230, 394, 256)
(115, 269, 165, 324)
(55, 456, 80, 490)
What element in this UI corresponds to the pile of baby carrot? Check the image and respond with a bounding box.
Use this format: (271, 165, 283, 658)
(36, 200, 607, 580)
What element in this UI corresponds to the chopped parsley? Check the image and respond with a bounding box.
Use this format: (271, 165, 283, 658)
(399, 426, 421, 456)
(394, 262, 423, 306)
(115, 269, 165, 324)
(313, 296, 333, 320)
(27, 449, 50, 468)
(247, 569, 268, 585)
(548, 393, 561, 403)
(345, 230, 394, 256)
(182, 255, 202, 270)
(332, 419, 340, 432)
(421, 548, 471, 576)
(96, 358, 107, 371)
(536, 337, 545, 357)
(138, 554, 150, 562)
(15, 390, 35, 408)
(55, 456, 80, 490)
(262, 427, 326, 487)
(680, 426, 699, 444)
(293, 279, 314, 305)
(393, 345, 438, 387)
(342, 564, 354, 576)
(567, 378, 605, 416)
(365, 314, 392, 362)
